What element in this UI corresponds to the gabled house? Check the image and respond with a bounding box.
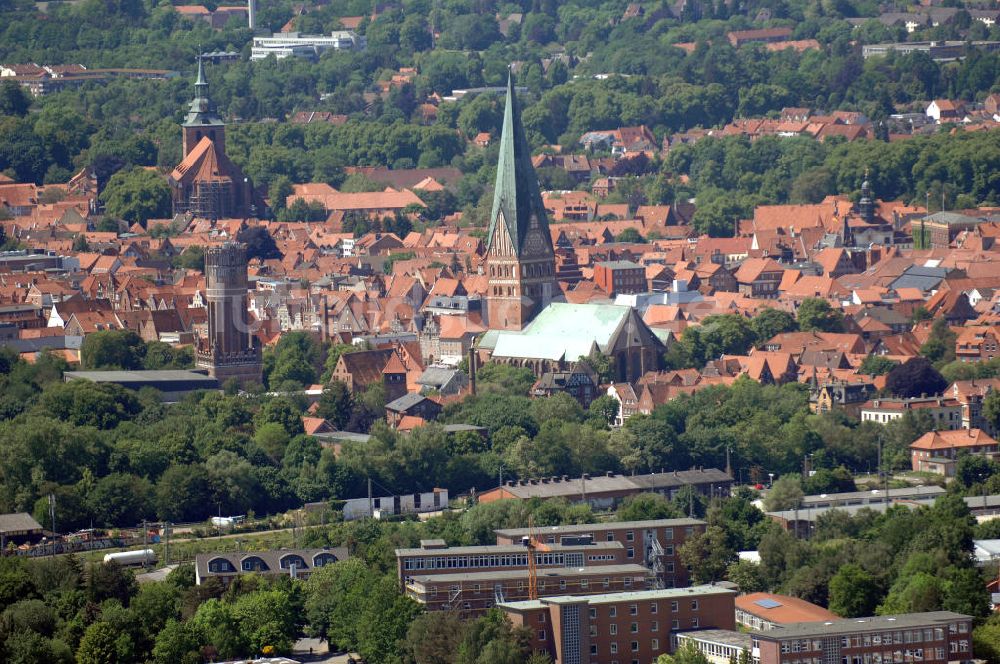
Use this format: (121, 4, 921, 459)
(809, 380, 876, 418)
(531, 362, 600, 407)
(64, 311, 122, 336)
(733, 258, 784, 298)
(910, 428, 998, 477)
(606, 382, 638, 427)
(926, 100, 964, 123)
(956, 326, 1000, 362)
(385, 393, 442, 428)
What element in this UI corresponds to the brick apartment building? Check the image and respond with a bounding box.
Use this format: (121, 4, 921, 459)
(395, 538, 628, 587)
(752, 612, 973, 664)
(499, 584, 737, 664)
(955, 326, 1000, 362)
(405, 563, 653, 614)
(595, 260, 646, 296)
(494, 518, 706, 589)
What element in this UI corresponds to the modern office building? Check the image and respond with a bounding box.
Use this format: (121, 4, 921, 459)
(499, 584, 737, 664)
(250, 31, 366, 60)
(751, 612, 973, 664)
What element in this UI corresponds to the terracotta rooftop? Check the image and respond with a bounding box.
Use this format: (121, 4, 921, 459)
(910, 428, 997, 451)
(736, 592, 841, 625)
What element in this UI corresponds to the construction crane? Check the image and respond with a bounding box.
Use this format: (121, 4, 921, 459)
(523, 517, 550, 600)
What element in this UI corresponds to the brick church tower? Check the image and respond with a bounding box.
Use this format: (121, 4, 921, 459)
(169, 57, 254, 220)
(196, 242, 262, 386)
(484, 71, 558, 330)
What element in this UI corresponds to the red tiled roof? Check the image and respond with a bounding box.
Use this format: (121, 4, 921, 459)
(911, 428, 997, 451)
(735, 593, 841, 624)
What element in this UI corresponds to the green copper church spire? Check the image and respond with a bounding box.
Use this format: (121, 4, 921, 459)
(487, 69, 551, 254)
(184, 55, 223, 129)
(194, 54, 208, 97)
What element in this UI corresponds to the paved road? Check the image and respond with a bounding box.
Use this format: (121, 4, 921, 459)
(135, 564, 177, 584)
(292, 637, 362, 663)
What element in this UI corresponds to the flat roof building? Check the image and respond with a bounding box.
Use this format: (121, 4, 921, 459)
(395, 539, 628, 587)
(735, 592, 840, 631)
(752, 611, 973, 664)
(251, 31, 366, 60)
(495, 518, 706, 588)
(405, 563, 654, 615)
(64, 369, 219, 400)
(677, 629, 753, 664)
(798, 485, 945, 510)
(478, 468, 733, 510)
(499, 584, 737, 664)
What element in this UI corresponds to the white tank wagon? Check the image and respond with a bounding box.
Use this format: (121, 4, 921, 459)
(103, 549, 157, 567)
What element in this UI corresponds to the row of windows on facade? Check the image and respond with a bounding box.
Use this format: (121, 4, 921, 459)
(535, 632, 665, 660)
(489, 263, 553, 279)
(406, 551, 679, 577)
(403, 551, 614, 571)
(207, 552, 339, 573)
(863, 412, 959, 424)
(695, 640, 745, 661)
(764, 623, 969, 654)
(581, 618, 699, 635)
(544, 526, 691, 545)
(584, 638, 661, 657)
(528, 600, 703, 623)
(432, 575, 644, 597)
(781, 645, 965, 664)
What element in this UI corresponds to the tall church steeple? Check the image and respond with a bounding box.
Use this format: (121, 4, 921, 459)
(484, 69, 558, 330)
(170, 55, 253, 220)
(182, 56, 226, 157)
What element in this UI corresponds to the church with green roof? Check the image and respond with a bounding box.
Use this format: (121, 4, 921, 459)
(479, 70, 666, 383)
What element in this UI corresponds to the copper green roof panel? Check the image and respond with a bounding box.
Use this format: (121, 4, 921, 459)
(486, 70, 550, 254)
